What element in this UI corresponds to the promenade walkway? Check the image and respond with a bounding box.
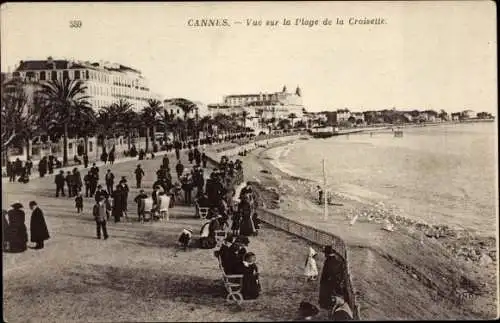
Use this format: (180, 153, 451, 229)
(2, 142, 322, 321)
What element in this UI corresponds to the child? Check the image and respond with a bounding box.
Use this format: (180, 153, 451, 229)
(75, 191, 83, 214)
(178, 229, 192, 251)
(304, 247, 319, 281)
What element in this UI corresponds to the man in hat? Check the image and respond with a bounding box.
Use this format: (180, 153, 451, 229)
(176, 160, 184, 179)
(119, 177, 130, 217)
(55, 170, 66, 197)
(135, 164, 145, 189)
(83, 154, 89, 168)
(65, 171, 74, 198)
(89, 163, 100, 197)
(95, 185, 109, 204)
(28, 201, 50, 250)
(93, 196, 109, 239)
(328, 295, 354, 320)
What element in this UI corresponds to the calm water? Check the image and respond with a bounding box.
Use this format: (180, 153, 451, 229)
(274, 122, 498, 236)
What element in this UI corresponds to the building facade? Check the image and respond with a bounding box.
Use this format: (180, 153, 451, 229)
(11, 57, 160, 111)
(210, 85, 305, 121)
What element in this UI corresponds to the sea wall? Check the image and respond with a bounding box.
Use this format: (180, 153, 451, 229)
(205, 135, 360, 320)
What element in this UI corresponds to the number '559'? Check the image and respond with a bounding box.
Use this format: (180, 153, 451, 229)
(70, 20, 82, 28)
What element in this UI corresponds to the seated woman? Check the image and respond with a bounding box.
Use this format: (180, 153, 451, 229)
(226, 236, 249, 274)
(241, 252, 261, 300)
(199, 215, 222, 249)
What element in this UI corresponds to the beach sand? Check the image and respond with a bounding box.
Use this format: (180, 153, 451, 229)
(240, 137, 498, 320)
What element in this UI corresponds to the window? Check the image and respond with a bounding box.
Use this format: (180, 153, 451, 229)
(39, 71, 46, 81)
(63, 70, 69, 80)
(51, 71, 57, 81)
(26, 71, 35, 78)
(68, 143, 73, 149)
(74, 70, 80, 80)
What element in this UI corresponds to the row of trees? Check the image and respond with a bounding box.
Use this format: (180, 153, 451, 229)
(1, 78, 248, 166)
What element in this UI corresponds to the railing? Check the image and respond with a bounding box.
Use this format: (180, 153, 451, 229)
(258, 208, 361, 320)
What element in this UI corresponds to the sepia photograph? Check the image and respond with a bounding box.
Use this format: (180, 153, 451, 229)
(1, 1, 498, 321)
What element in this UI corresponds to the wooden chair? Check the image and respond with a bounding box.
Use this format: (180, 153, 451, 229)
(217, 256, 244, 304)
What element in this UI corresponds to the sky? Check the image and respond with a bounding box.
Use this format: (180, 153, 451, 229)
(1, 1, 497, 113)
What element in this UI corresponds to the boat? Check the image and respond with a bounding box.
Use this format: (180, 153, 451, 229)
(309, 126, 339, 138)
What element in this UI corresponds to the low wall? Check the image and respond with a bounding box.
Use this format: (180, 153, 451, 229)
(258, 208, 360, 320)
(205, 134, 360, 319)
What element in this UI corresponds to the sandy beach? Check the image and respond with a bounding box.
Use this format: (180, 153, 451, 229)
(238, 135, 498, 320)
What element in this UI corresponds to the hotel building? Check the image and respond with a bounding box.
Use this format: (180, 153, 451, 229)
(9, 57, 160, 111)
(208, 85, 305, 121)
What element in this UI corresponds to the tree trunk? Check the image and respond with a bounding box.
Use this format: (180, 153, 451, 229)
(25, 138, 32, 160)
(152, 125, 157, 148)
(127, 132, 131, 150)
(83, 135, 89, 156)
(63, 123, 69, 166)
(145, 128, 150, 152)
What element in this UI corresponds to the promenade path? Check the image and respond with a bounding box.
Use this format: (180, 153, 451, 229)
(2, 147, 324, 321)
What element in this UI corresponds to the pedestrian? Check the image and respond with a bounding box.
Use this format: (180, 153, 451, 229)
(83, 154, 89, 168)
(48, 155, 54, 174)
(90, 163, 99, 196)
(176, 160, 184, 179)
(241, 252, 261, 300)
(105, 169, 115, 194)
(93, 196, 109, 239)
(65, 171, 74, 197)
(14, 158, 23, 178)
(181, 175, 193, 205)
(25, 158, 33, 176)
(75, 191, 84, 214)
(188, 149, 194, 164)
(317, 186, 323, 204)
(135, 164, 145, 188)
(83, 171, 92, 197)
(162, 155, 169, 169)
(95, 185, 109, 204)
(108, 147, 115, 165)
(202, 152, 208, 168)
(304, 247, 319, 281)
(38, 157, 47, 178)
(175, 147, 180, 160)
(72, 168, 83, 197)
(119, 177, 129, 218)
(28, 201, 50, 250)
(328, 296, 354, 321)
(55, 170, 66, 197)
(319, 246, 347, 310)
(134, 189, 148, 222)
(7, 161, 14, 182)
(6, 202, 28, 252)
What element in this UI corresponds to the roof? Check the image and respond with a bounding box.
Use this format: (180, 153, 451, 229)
(16, 60, 86, 71)
(225, 94, 261, 98)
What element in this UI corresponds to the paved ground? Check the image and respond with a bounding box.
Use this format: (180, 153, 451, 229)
(2, 148, 329, 322)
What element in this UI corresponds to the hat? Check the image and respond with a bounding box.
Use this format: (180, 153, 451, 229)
(10, 201, 23, 209)
(235, 236, 250, 246)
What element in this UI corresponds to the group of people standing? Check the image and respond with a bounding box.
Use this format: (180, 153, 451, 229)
(3, 201, 50, 252)
(6, 157, 33, 183)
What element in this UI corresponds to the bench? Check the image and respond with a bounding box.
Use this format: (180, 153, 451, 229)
(216, 255, 244, 304)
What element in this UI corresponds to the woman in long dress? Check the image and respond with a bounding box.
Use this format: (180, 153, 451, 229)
(319, 245, 347, 309)
(241, 252, 261, 300)
(6, 202, 28, 253)
(238, 195, 256, 236)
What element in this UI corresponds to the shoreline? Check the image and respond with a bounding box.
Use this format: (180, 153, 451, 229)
(240, 138, 497, 319)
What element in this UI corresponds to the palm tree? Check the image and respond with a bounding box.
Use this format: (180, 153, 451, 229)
(241, 110, 249, 129)
(142, 99, 163, 151)
(165, 98, 197, 140)
(72, 101, 96, 156)
(288, 113, 298, 128)
(121, 109, 139, 150)
(38, 78, 90, 166)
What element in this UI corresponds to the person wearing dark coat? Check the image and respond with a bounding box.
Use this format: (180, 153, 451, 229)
(108, 148, 115, 165)
(95, 185, 109, 204)
(176, 161, 184, 179)
(65, 171, 74, 197)
(134, 190, 148, 220)
(188, 149, 194, 164)
(48, 155, 54, 174)
(38, 157, 47, 178)
(90, 163, 99, 196)
(216, 235, 236, 273)
(25, 158, 33, 176)
(83, 171, 92, 197)
(14, 158, 23, 177)
(6, 202, 28, 253)
(238, 196, 256, 236)
(55, 170, 66, 197)
(201, 152, 208, 168)
(135, 165, 145, 189)
(162, 156, 169, 169)
(319, 246, 347, 310)
(241, 252, 261, 300)
(72, 168, 83, 196)
(112, 185, 125, 223)
(83, 154, 89, 168)
(29, 201, 50, 249)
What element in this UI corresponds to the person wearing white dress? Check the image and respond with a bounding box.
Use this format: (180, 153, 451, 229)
(158, 192, 171, 221)
(304, 247, 319, 281)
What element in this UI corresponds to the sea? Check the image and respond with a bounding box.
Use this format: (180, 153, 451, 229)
(271, 122, 498, 237)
